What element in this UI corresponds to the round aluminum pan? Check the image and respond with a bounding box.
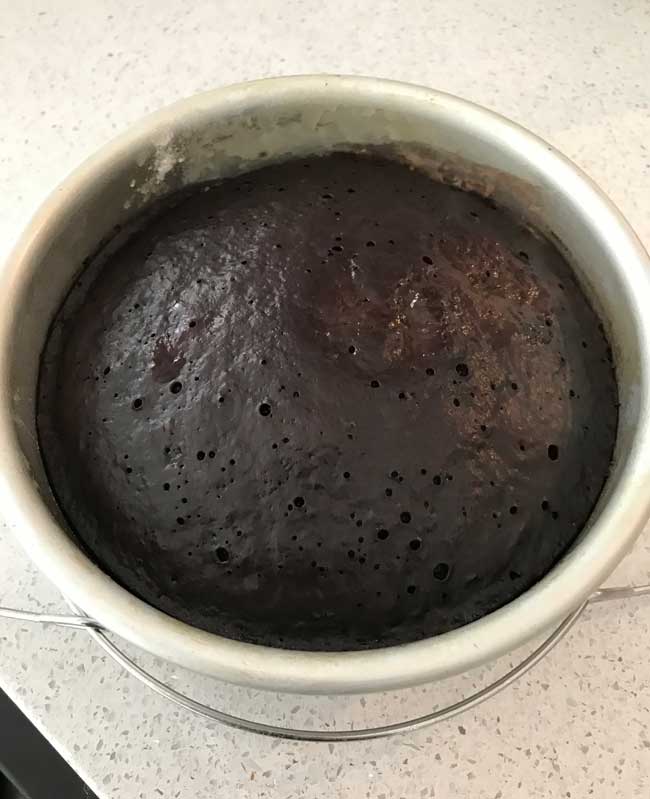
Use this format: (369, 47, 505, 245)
(1, 75, 650, 694)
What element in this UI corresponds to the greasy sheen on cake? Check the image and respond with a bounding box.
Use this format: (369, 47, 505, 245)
(37, 153, 618, 650)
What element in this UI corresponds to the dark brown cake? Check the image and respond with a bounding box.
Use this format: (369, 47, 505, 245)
(37, 152, 618, 650)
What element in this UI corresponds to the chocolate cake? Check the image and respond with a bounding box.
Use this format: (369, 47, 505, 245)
(36, 152, 618, 650)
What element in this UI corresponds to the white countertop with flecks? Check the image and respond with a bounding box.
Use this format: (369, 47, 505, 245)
(2, 1, 650, 797)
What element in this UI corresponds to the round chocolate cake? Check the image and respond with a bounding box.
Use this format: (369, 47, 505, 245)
(37, 152, 618, 650)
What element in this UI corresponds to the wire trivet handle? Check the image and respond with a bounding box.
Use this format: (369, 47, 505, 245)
(0, 584, 648, 742)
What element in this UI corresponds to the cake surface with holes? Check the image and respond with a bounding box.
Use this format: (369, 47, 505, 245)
(36, 152, 618, 650)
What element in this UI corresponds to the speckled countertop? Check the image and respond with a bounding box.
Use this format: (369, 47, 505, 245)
(1, 1, 650, 797)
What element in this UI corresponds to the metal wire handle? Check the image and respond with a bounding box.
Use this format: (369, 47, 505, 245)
(1, 583, 649, 742)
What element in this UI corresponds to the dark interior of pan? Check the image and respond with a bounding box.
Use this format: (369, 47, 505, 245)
(36, 152, 618, 651)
